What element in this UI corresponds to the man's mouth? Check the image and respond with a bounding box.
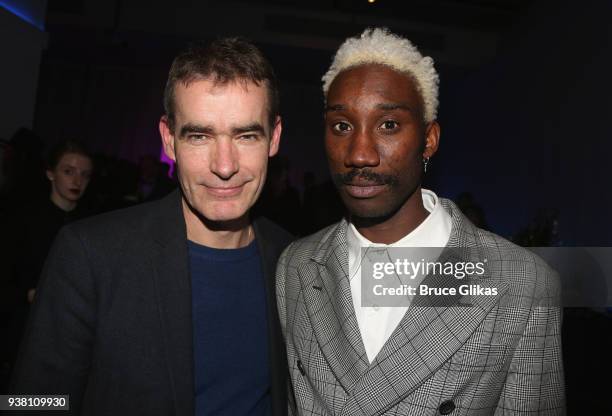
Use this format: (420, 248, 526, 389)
(205, 185, 244, 198)
(343, 182, 387, 198)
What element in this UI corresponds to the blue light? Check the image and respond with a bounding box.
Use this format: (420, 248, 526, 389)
(0, 1, 45, 31)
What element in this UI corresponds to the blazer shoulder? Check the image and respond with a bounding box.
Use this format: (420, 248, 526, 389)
(67, 200, 156, 237)
(63, 195, 177, 253)
(280, 221, 341, 267)
(473, 227, 560, 302)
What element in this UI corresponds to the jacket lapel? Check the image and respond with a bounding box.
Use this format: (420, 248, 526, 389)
(340, 199, 509, 416)
(149, 190, 194, 416)
(253, 217, 290, 416)
(297, 219, 369, 394)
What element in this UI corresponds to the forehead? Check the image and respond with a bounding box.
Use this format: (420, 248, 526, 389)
(327, 64, 423, 112)
(58, 153, 92, 168)
(174, 78, 269, 124)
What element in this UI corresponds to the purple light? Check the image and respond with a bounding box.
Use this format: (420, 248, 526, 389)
(159, 148, 175, 178)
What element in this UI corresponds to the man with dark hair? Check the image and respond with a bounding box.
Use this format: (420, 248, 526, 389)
(11, 37, 292, 416)
(277, 28, 564, 415)
(164, 38, 280, 131)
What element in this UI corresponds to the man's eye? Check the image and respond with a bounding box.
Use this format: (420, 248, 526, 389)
(64, 169, 74, 175)
(332, 122, 352, 133)
(380, 120, 399, 130)
(239, 134, 258, 141)
(188, 134, 207, 141)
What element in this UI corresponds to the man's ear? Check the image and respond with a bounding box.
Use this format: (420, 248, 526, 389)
(423, 121, 440, 159)
(46, 170, 54, 181)
(159, 115, 176, 162)
(269, 116, 282, 157)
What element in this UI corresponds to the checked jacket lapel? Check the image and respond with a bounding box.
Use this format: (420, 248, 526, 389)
(340, 199, 509, 416)
(296, 219, 370, 394)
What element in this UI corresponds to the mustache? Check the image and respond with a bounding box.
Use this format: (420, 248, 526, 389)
(332, 169, 399, 187)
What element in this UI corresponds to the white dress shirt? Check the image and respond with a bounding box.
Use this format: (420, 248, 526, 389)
(346, 189, 453, 363)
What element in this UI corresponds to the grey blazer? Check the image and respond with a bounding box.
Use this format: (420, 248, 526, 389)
(276, 198, 565, 415)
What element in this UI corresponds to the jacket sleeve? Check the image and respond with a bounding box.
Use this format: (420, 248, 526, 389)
(275, 244, 297, 416)
(10, 225, 96, 415)
(495, 268, 566, 415)
(276, 245, 290, 338)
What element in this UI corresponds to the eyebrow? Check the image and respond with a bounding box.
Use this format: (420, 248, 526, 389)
(179, 122, 266, 138)
(179, 123, 215, 138)
(376, 103, 413, 112)
(324, 103, 414, 113)
(325, 104, 346, 112)
(60, 164, 92, 175)
(231, 123, 266, 136)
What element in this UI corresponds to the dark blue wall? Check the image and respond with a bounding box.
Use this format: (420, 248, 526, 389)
(437, 0, 612, 245)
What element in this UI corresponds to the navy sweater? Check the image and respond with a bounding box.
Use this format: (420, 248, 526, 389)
(189, 239, 271, 416)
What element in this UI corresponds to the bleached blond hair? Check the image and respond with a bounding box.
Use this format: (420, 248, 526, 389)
(322, 28, 439, 123)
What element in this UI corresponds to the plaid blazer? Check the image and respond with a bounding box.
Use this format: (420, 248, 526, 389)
(276, 198, 565, 415)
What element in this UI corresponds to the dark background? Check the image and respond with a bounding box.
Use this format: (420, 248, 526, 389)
(1, 0, 611, 413)
(3, 0, 611, 244)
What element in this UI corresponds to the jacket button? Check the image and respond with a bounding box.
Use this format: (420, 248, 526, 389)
(297, 360, 305, 375)
(439, 400, 455, 415)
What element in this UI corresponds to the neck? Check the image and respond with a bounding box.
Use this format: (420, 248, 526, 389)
(352, 187, 429, 244)
(50, 191, 76, 212)
(182, 199, 253, 249)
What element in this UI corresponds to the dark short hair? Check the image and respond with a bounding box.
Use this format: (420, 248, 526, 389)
(163, 37, 280, 132)
(46, 139, 91, 170)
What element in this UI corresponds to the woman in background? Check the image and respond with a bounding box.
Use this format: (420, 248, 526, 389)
(1, 139, 93, 390)
(24, 140, 94, 302)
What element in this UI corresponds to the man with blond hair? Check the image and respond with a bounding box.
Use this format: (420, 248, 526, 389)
(277, 28, 564, 415)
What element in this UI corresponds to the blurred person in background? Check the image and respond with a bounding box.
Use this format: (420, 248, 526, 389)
(23, 139, 94, 302)
(135, 154, 176, 203)
(0, 139, 93, 391)
(254, 156, 301, 235)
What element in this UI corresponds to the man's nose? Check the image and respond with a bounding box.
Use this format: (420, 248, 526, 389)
(211, 139, 239, 179)
(344, 128, 380, 168)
